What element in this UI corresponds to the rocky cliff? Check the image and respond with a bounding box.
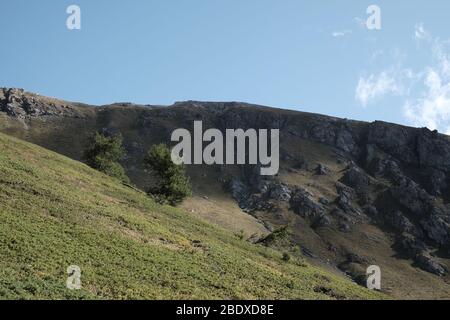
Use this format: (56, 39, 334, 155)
(1, 87, 450, 298)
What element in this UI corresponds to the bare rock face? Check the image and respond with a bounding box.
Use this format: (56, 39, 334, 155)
(394, 233, 446, 276)
(264, 182, 292, 202)
(0, 87, 79, 118)
(223, 112, 450, 276)
(363, 134, 450, 275)
(386, 211, 422, 236)
(421, 168, 447, 197)
(387, 178, 450, 247)
(227, 176, 291, 213)
(415, 253, 447, 276)
(335, 183, 360, 216)
(397, 233, 428, 256)
(421, 214, 450, 247)
(315, 164, 329, 175)
(340, 166, 370, 190)
(289, 187, 328, 222)
(0, 88, 27, 118)
(306, 121, 358, 154)
(364, 122, 449, 167)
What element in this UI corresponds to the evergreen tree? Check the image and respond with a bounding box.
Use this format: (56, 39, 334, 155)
(84, 132, 130, 183)
(144, 144, 191, 205)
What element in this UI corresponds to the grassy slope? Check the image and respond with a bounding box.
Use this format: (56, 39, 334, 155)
(0, 132, 384, 299)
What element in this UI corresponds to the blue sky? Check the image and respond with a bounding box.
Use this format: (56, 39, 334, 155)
(2, 1, 450, 131)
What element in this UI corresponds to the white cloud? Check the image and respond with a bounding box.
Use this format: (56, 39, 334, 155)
(404, 66, 450, 133)
(355, 71, 402, 106)
(332, 30, 352, 38)
(403, 25, 450, 133)
(355, 23, 450, 134)
(355, 47, 418, 106)
(414, 23, 431, 41)
(431, 39, 450, 77)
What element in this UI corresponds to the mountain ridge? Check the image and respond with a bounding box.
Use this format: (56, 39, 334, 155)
(2, 87, 450, 298)
(0, 87, 406, 127)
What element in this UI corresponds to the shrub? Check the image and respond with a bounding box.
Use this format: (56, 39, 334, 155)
(235, 230, 245, 240)
(257, 226, 290, 246)
(144, 144, 191, 205)
(83, 132, 129, 183)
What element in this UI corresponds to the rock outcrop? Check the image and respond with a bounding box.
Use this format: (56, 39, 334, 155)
(0, 87, 81, 118)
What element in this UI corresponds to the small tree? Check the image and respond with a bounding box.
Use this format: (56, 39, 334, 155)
(84, 132, 129, 183)
(144, 144, 191, 205)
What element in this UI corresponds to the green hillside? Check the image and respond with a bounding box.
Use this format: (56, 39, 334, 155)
(0, 132, 383, 299)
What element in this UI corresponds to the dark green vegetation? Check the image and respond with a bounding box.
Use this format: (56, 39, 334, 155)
(0, 132, 382, 299)
(144, 144, 192, 205)
(83, 132, 129, 183)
